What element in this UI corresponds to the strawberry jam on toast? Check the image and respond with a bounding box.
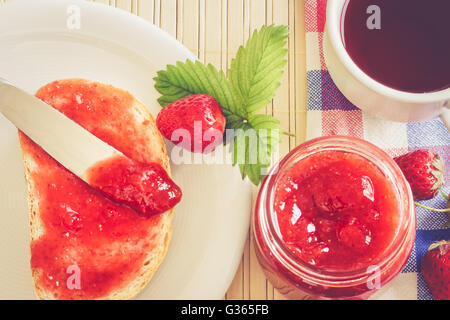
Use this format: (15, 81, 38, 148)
(19, 79, 177, 300)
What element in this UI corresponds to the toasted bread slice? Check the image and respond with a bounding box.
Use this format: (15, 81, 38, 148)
(19, 79, 173, 300)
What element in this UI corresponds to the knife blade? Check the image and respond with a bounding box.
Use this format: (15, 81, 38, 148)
(0, 78, 122, 181)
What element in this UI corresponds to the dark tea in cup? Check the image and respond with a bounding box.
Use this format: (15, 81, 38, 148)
(342, 0, 450, 93)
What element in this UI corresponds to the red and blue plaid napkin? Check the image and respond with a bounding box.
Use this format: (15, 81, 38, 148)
(304, 0, 449, 300)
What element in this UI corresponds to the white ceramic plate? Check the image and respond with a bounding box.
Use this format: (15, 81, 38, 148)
(0, 0, 252, 300)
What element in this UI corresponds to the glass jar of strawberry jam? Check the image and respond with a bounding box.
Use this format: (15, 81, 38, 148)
(253, 136, 416, 299)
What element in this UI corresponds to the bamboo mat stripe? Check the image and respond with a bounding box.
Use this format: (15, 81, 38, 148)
(2, 0, 307, 300)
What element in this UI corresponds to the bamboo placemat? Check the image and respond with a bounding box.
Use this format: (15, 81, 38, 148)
(3, 0, 307, 300)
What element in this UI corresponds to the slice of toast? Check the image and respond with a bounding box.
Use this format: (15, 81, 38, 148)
(18, 79, 174, 300)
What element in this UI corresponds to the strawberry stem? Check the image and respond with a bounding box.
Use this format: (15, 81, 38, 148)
(283, 131, 296, 137)
(414, 202, 450, 212)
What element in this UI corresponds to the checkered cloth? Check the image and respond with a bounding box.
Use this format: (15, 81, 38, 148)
(304, 0, 449, 300)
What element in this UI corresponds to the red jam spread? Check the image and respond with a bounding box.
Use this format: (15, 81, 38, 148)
(274, 151, 399, 271)
(87, 155, 181, 215)
(21, 79, 176, 299)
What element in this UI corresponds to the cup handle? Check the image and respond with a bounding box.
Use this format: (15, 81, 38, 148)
(440, 101, 450, 131)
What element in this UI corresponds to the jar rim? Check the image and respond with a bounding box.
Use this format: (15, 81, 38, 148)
(256, 136, 416, 287)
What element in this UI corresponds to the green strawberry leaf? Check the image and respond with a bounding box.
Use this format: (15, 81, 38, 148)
(153, 25, 289, 185)
(232, 114, 281, 185)
(154, 60, 246, 119)
(229, 25, 289, 115)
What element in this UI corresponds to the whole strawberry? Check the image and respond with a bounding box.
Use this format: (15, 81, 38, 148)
(394, 150, 444, 201)
(421, 240, 450, 300)
(156, 94, 226, 153)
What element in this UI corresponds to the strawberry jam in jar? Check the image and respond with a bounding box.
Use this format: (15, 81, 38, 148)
(253, 136, 416, 299)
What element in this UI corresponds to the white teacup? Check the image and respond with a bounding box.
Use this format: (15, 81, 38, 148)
(324, 0, 450, 129)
